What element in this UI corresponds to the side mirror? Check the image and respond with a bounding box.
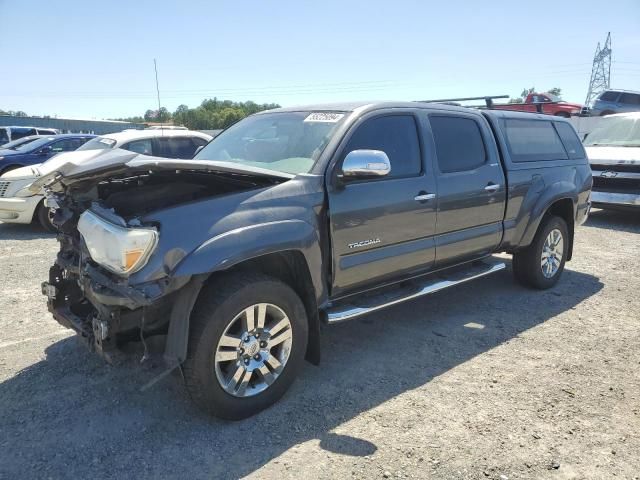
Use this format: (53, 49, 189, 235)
(39, 146, 53, 155)
(341, 149, 391, 179)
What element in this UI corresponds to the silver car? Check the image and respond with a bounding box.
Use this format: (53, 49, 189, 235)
(590, 89, 640, 116)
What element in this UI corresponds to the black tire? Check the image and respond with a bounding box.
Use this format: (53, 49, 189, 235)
(183, 272, 308, 420)
(512, 215, 569, 290)
(36, 201, 56, 232)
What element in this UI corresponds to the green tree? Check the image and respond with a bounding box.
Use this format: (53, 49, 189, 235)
(170, 98, 280, 130)
(547, 87, 562, 98)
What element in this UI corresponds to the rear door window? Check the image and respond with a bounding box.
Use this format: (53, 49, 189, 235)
(619, 93, 640, 105)
(170, 137, 200, 158)
(554, 123, 585, 159)
(122, 139, 153, 155)
(430, 115, 487, 173)
(50, 139, 80, 152)
(599, 91, 620, 102)
(502, 119, 568, 162)
(0, 129, 8, 144)
(343, 115, 422, 178)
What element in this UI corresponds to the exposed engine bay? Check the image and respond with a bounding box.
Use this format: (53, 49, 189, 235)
(57, 168, 283, 220)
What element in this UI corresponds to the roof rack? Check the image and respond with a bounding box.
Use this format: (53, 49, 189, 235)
(420, 95, 563, 114)
(420, 95, 510, 108)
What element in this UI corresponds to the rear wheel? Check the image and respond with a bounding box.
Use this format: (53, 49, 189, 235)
(36, 201, 56, 232)
(512, 215, 569, 289)
(183, 272, 308, 420)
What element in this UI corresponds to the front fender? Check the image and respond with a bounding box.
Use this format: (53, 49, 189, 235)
(519, 181, 577, 247)
(172, 219, 325, 302)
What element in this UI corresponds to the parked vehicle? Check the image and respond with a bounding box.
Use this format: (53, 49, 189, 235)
(0, 129, 211, 231)
(75, 128, 211, 157)
(0, 134, 95, 175)
(0, 126, 59, 144)
(39, 102, 591, 419)
(590, 89, 640, 116)
(493, 93, 584, 117)
(584, 112, 640, 210)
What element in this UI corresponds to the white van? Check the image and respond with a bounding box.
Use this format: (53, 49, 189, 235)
(0, 126, 59, 145)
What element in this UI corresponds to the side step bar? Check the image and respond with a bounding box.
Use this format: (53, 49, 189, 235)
(325, 258, 506, 324)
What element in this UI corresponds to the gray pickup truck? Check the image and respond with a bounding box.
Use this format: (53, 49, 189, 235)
(39, 102, 592, 419)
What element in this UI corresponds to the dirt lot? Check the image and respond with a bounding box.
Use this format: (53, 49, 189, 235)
(0, 209, 638, 480)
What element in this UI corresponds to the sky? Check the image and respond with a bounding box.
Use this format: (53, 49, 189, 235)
(0, 0, 639, 119)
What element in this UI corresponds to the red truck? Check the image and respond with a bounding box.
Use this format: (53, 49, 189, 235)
(493, 93, 584, 117)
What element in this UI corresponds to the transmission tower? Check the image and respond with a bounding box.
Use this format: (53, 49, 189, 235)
(584, 32, 612, 106)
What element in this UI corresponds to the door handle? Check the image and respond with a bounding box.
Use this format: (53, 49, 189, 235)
(414, 192, 436, 202)
(484, 183, 500, 193)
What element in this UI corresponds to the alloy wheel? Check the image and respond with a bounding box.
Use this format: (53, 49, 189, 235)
(541, 228, 564, 278)
(214, 303, 293, 397)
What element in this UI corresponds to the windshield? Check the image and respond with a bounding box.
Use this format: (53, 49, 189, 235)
(14, 137, 56, 152)
(77, 136, 117, 151)
(584, 116, 640, 147)
(1, 136, 39, 150)
(194, 111, 347, 175)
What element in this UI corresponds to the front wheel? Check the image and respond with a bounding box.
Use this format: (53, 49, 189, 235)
(183, 272, 308, 420)
(512, 215, 569, 289)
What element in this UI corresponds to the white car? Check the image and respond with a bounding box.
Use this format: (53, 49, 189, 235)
(0, 129, 211, 230)
(584, 112, 640, 210)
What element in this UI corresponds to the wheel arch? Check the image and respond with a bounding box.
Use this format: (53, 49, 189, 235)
(165, 221, 325, 366)
(205, 250, 321, 365)
(519, 194, 576, 260)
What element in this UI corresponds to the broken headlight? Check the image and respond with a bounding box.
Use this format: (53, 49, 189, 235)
(78, 210, 158, 276)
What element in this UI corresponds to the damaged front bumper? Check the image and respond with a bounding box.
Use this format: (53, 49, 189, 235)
(42, 251, 197, 362)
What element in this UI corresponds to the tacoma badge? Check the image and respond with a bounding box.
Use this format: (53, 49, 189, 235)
(348, 238, 381, 249)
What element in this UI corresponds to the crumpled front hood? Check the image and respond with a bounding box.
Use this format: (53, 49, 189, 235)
(29, 148, 138, 193)
(586, 146, 640, 165)
(30, 148, 294, 194)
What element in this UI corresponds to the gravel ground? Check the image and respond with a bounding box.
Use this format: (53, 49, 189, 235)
(0, 209, 639, 480)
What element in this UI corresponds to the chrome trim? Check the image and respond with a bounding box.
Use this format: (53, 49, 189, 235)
(414, 193, 436, 201)
(591, 191, 640, 206)
(342, 149, 391, 178)
(484, 184, 500, 192)
(325, 260, 506, 323)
